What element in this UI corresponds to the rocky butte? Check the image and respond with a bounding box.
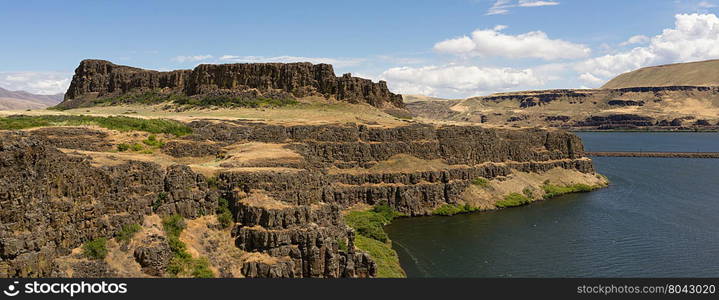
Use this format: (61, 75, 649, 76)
(0, 60, 607, 278)
(59, 59, 404, 109)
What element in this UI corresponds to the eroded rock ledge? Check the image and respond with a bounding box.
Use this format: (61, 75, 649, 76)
(60, 59, 403, 109)
(0, 122, 602, 278)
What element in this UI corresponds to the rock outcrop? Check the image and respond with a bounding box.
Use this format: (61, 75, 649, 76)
(61, 59, 403, 109)
(0, 119, 600, 278)
(0, 133, 217, 277)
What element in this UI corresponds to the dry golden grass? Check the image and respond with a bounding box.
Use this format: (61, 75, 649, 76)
(460, 164, 608, 210)
(181, 216, 246, 278)
(4, 98, 411, 127)
(239, 192, 293, 209)
(603, 59, 719, 89)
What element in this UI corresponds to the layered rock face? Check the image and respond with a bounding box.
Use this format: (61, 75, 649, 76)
(0, 133, 217, 277)
(0, 121, 597, 278)
(190, 121, 592, 215)
(61, 60, 403, 109)
(407, 86, 719, 130)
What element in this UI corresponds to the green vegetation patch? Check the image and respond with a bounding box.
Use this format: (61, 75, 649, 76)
(142, 134, 165, 148)
(432, 203, 479, 216)
(82, 237, 108, 260)
(116, 224, 142, 244)
(344, 204, 399, 243)
(162, 214, 214, 278)
(471, 177, 490, 188)
(542, 183, 596, 199)
(354, 235, 405, 278)
(0, 115, 192, 136)
(496, 193, 532, 208)
(216, 197, 233, 229)
(344, 203, 406, 278)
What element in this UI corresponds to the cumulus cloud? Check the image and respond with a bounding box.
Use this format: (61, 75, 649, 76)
(379, 64, 543, 98)
(219, 55, 365, 68)
(0, 72, 71, 95)
(172, 55, 213, 63)
(487, 0, 559, 15)
(619, 35, 650, 46)
(578, 72, 604, 85)
(434, 25, 590, 60)
(576, 13, 719, 84)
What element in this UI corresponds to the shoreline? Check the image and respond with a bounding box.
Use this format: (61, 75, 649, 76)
(586, 151, 719, 158)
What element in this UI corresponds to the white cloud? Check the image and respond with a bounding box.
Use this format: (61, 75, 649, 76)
(578, 72, 604, 86)
(698, 1, 717, 8)
(518, 0, 560, 7)
(0, 72, 71, 95)
(576, 13, 719, 82)
(434, 25, 590, 60)
(487, 0, 559, 15)
(619, 35, 650, 46)
(219, 55, 365, 68)
(379, 64, 543, 98)
(172, 55, 213, 63)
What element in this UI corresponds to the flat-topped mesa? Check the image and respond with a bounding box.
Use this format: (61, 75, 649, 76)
(62, 59, 404, 109)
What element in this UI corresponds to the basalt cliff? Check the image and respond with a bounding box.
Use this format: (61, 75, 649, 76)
(58, 60, 403, 109)
(0, 121, 605, 278)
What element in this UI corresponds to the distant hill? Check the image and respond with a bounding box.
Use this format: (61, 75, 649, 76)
(602, 59, 719, 89)
(0, 87, 63, 110)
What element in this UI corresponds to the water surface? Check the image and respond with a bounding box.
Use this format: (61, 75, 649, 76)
(575, 131, 719, 152)
(385, 133, 719, 277)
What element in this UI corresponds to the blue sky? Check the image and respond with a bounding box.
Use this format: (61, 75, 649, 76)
(2, 0, 719, 97)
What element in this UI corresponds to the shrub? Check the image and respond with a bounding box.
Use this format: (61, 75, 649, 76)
(337, 238, 348, 252)
(162, 214, 186, 238)
(117, 143, 130, 152)
(190, 258, 214, 278)
(542, 183, 596, 199)
(206, 176, 219, 189)
(142, 134, 164, 148)
(523, 187, 535, 198)
(82, 238, 108, 260)
(216, 198, 233, 228)
(472, 177, 490, 188)
(217, 211, 233, 229)
(130, 143, 144, 151)
(153, 192, 167, 211)
(432, 203, 478, 216)
(496, 193, 531, 208)
(161, 214, 214, 278)
(116, 224, 142, 244)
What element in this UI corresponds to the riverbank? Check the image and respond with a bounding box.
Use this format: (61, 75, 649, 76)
(358, 174, 609, 277)
(386, 155, 719, 277)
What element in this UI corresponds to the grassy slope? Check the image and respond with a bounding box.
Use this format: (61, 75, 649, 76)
(603, 59, 719, 89)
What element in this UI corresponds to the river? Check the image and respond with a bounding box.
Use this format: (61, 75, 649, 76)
(384, 132, 719, 277)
